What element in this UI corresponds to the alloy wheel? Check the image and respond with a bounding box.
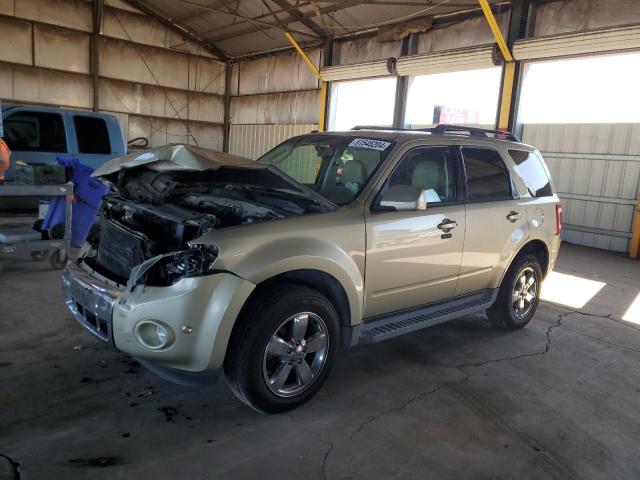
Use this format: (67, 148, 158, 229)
(262, 312, 329, 397)
(512, 266, 538, 319)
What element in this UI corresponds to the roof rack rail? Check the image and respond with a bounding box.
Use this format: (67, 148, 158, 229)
(429, 124, 521, 142)
(351, 126, 410, 132)
(351, 124, 521, 142)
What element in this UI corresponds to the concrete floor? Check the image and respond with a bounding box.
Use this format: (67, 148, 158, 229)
(1, 243, 640, 480)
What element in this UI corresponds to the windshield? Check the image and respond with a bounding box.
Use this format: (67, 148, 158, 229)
(259, 135, 395, 205)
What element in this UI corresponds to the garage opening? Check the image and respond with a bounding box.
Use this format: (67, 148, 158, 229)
(405, 67, 502, 128)
(519, 52, 640, 253)
(328, 77, 397, 131)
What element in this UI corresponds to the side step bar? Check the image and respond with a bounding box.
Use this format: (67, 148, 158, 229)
(354, 289, 498, 346)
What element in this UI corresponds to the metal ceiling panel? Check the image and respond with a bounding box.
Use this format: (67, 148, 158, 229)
(128, 0, 507, 58)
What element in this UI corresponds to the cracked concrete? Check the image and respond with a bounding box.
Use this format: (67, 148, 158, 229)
(0, 453, 20, 480)
(1, 244, 640, 479)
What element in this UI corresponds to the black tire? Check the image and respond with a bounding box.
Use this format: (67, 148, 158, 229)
(224, 284, 340, 413)
(487, 254, 543, 330)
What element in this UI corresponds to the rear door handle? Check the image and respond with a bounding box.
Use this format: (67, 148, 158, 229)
(437, 218, 458, 232)
(506, 211, 522, 223)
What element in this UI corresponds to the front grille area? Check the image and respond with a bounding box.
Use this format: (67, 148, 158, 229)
(96, 218, 149, 282)
(75, 302, 111, 341)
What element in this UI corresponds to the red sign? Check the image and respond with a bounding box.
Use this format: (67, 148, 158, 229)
(433, 105, 481, 125)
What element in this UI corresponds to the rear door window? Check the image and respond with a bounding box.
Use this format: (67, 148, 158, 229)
(4, 111, 67, 152)
(74, 116, 111, 154)
(508, 149, 553, 197)
(462, 147, 514, 202)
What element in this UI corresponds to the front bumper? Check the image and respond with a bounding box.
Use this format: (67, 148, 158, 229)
(61, 260, 255, 377)
(62, 261, 123, 343)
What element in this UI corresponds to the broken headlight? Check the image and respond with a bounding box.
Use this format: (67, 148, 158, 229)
(141, 245, 219, 286)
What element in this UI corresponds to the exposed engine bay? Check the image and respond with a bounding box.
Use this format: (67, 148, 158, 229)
(83, 166, 333, 285)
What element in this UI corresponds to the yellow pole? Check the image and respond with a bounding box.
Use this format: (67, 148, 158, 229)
(478, 0, 516, 130)
(284, 31, 327, 132)
(631, 196, 640, 259)
(478, 0, 513, 62)
(498, 62, 516, 130)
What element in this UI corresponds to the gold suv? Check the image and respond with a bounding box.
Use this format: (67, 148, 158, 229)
(62, 125, 562, 413)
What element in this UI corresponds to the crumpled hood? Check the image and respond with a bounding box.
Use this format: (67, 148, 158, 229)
(92, 143, 336, 210)
(92, 143, 263, 177)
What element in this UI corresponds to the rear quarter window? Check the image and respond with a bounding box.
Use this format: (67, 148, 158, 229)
(74, 116, 111, 154)
(508, 149, 553, 198)
(462, 147, 514, 202)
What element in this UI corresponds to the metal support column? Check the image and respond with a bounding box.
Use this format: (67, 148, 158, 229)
(393, 34, 418, 129)
(223, 63, 232, 153)
(480, 0, 531, 132)
(631, 194, 640, 259)
(91, 0, 104, 112)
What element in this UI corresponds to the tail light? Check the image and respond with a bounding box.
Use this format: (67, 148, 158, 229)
(555, 204, 563, 235)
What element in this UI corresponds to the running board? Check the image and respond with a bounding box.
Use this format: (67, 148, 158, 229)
(355, 289, 497, 346)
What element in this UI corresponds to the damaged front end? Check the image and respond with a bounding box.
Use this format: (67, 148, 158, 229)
(80, 144, 334, 287)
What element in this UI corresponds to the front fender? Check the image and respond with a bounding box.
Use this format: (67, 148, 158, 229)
(199, 208, 367, 326)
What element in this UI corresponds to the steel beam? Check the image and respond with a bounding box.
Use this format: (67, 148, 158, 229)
(223, 64, 232, 152)
(393, 33, 418, 128)
(92, 0, 104, 112)
(271, 0, 328, 38)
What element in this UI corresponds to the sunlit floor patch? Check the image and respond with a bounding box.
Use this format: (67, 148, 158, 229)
(541, 271, 606, 309)
(623, 293, 640, 325)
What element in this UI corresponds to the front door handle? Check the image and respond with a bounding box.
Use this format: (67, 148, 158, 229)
(437, 218, 458, 232)
(506, 211, 522, 223)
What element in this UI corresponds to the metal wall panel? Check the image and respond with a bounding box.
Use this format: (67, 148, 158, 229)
(417, 13, 508, 54)
(0, 1, 14, 15)
(188, 56, 225, 95)
(15, 0, 92, 32)
(1, 0, 224, 152)
(231, 90, 320, 125)
(101, 8, 216, 58)
(523, 123, 640, 252)
(229, 124, 317, 159)
(99, 78, 223, 123)
(99, 37, 225, 94)
(34, 24, 90, 74)
(0, 63, 93, 108)
(128, 115, 223, 150)
(237, 50, 320, 95)
(104, 0, 143, 14)
(337, 36, 402, 66)
(533, 0, 640, 37)
(0, 16, 32, 66)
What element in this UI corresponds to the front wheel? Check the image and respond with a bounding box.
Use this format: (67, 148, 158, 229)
(224, 284, 340, 413)
(487, 254, 543, 330)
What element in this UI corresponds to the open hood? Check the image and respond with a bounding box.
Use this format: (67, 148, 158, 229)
(93, 144, 335, 209)
(93, 144, 262, 176)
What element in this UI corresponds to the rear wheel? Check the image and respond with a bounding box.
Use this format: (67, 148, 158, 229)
(224, 284, 340, 413)
(487, 254, 542, 330)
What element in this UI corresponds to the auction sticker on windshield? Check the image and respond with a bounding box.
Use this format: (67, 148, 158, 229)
(348, 138, 392, 151)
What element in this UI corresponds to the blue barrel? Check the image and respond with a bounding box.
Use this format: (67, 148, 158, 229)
(42, 157, 109, 247)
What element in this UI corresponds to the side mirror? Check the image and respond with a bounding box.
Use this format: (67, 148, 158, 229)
(378, 188, 431, 212)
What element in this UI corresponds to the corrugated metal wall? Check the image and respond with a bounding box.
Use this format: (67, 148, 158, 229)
(0, 0, 225, 150)
(523, 124, 640, 252)
(228, 50, 321, 159)
(229, 124, 317, 160)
